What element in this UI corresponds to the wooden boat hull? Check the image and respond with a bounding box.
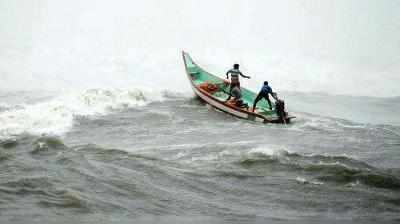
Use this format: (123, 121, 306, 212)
(182, 51, 293, 124)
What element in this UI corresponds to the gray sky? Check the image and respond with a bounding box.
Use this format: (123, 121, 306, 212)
(1, 0, 399, 96)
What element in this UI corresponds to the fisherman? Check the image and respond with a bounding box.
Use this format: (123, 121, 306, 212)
(226, 63, 250, 93)
(227, 85, 249, 109)
(252, 81, 278, 111)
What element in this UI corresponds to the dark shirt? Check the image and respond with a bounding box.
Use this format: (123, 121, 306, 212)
(260, 84, 273, 95)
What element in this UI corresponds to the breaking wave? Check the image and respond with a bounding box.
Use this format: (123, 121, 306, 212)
(0, 103, 10, 112)
(238, 147, 400, 190)
(0, 88, 164, 140)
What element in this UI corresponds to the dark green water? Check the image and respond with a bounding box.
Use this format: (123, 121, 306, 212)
(0, 90, 399, 223)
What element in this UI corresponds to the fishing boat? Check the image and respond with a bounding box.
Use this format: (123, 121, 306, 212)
(182, 51, 294, 124)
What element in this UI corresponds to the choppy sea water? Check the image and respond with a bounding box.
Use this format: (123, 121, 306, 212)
(0, 89, 399, 223)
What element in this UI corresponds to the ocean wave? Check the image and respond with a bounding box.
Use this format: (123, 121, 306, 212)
(0, 103, 9, 112)
(309, 163, 400, 190)
(247, 147, 292, 158)
(0, 176, 91, 211)
(238, 146, 296, 166)
(0, 88, 164, 140)
(0, 138, 19, 149)
(288, 113, 367, 133)
(37, 189, 90, 211)
(0, 150, 12, 162)
(295, 177, 323, 185)
(237, 146, 400, 190)
(31, 136, 68, 155)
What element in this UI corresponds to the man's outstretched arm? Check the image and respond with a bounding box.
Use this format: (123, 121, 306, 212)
(239, 72, 250, 79)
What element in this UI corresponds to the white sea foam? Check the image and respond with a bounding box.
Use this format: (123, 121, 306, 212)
(0, 103, 10, 111)
(296, 177, 323, 185)
(248, 146, 291, 159)
(0, 88, 163, 139)
(295, 177, 308, 184)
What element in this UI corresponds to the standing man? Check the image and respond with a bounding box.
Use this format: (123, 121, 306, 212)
(252, 81, 278, 111)
(226, 64, 250, 93)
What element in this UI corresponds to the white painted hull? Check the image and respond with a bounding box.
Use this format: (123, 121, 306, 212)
(189, 82, 269, 123)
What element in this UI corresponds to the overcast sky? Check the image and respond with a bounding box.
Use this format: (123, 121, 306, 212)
(1, 0, 399, 96)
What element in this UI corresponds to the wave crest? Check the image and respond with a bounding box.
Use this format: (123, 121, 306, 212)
(238, 146, 400, 190)
(0, 103, 10, 112)
(31, 136, 67, 154)
(0, 88, 163, 139)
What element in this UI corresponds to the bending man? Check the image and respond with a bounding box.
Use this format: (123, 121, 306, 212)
(252, 81, 277, 111)
(229, 86, 249, 109)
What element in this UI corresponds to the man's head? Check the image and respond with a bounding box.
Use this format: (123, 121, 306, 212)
(264, 81, 269, 85)
(233, 64, 239, 69)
